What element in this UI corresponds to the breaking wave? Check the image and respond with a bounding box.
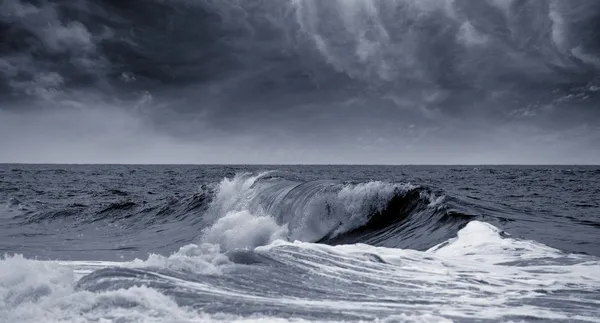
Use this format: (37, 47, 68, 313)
(2, 220, 599, 322)
(3, 166, 600, 322)
(7, 171, 473, 252)
(200, 172, 472, 251)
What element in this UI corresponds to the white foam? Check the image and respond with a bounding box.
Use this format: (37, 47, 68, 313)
(0, 255, 453, 323)
(205, 172, 270, 221)
(201, 209, 289, 251)
(193, 314, 453, 323)
(0, 254, 197, 323)
(3, 221, 600, 322)
(428, 221, 562, 261)
(259, 221, 600, 321)
(128, 243, 232, 274)
(199, 172, 291, 250)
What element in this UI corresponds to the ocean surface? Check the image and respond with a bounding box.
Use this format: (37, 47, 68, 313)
(1, 164, 599, 322)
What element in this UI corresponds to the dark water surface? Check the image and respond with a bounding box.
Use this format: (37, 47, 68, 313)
(1, 164, 599, 322)
(2, 164, 599, 259)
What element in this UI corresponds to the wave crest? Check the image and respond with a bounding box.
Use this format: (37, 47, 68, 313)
(200, 172, 472, 251)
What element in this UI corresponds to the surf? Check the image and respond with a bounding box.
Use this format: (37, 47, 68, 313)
(2, 220, 599, 322)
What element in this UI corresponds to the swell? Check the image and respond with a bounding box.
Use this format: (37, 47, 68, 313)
(5, 171, 477, 254)
(17, 191, 212, 227)
(1, 187, 215, 260)
(198, 172, 476, 251)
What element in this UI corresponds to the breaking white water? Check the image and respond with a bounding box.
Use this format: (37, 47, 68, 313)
(2, 221, 599, 323)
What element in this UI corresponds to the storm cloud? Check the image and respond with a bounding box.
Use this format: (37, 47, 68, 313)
(1, 0, 599, 164)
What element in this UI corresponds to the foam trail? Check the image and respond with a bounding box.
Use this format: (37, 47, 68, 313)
(3, 221, 599, 322)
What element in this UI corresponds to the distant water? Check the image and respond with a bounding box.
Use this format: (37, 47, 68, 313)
(1, 164, 599, 322)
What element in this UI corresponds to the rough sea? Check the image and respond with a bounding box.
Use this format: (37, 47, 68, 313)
(1, 164, 599, 322)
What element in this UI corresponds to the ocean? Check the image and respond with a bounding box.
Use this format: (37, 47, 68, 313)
(1, 164, 599, 322)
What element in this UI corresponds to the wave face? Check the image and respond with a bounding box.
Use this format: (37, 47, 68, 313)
(198, 172, 473, 251)
(2, 0, 599, 103)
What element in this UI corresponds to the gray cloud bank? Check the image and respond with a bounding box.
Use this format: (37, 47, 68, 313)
(1, 0, 599, 164)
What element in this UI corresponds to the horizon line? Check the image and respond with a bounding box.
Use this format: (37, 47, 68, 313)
(1, 163, 599, 167)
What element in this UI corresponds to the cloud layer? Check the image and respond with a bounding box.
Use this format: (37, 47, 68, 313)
(1, 0, 599, 164)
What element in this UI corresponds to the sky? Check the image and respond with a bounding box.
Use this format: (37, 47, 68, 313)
(1, 0, 599, 164)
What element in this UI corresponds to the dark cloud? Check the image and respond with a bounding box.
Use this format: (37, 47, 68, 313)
(0, 0, 599, 164)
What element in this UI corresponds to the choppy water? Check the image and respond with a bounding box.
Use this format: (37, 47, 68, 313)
(1, 164, 599, 322)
